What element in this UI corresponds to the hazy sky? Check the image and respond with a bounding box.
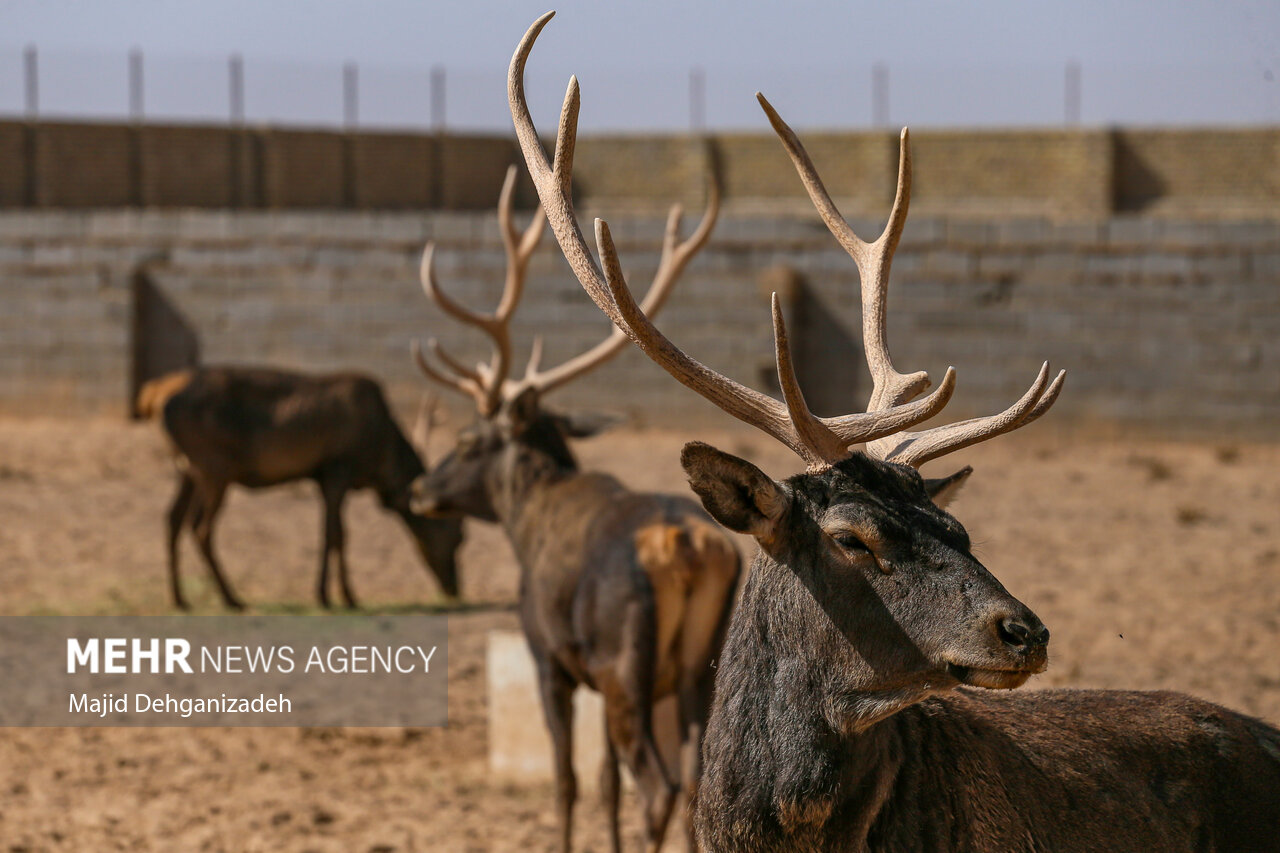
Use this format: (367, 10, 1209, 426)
(1, 1, 1277, 131)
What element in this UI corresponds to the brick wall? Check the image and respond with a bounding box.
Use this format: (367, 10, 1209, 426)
(34, 123, 138, 207)
(1114, 129, 1280, 217)
(0, 124, 29, 207)
(0, 209, 1275, 439)
(349, 134, 435, 209)
(1, 120, 1278, 216)
(137, 125, 237, 208)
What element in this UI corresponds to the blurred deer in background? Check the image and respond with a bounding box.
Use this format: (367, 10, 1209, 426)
(510, 12, 1280, 852)
(410, 165, 738, 852)
(139, 367, 463, 610)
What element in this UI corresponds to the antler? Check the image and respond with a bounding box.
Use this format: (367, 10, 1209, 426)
(505, 177, 720, 399)
(413, 164, 546, 417)
(508, 12, 959, 472)
(414, 152, 719, 416)
(410, 392, 443, 463)
(758, 99, 1065, 467)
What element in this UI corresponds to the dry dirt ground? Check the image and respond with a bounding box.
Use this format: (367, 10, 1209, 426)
(0, 415, 1278, 851)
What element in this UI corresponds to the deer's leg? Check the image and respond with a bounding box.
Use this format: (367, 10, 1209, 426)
(601, 687, 677, 853)
(318, 476, 354, 608)
(535, 659, 577, 853)
(595, 607, 678, 853)
(191, 480, 244, 610)
(166, 473, 196, 610)
(600, 710, 623, 853)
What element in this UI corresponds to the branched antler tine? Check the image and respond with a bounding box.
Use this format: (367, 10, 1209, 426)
(647, 202, 686, 304)
(496, 164, 547, 321)
(757, 93, 865, 262)
(594, 218, 818, 460)
(862, 134, 930, 410)
(509, 12, 557, 184)
(524, 336, 545, 378)
(412, 338, 482, 404)
(420, 244, 491, 332)
(497, 164, 521, 259)
(428, 339, 483, 386)
(553, 77, 580, 200)
(511, 177, 721, 397)
(632, 172, 720, 324)
(874, 362, 1059, 467)
(509, 16, 623, 335)
(761, 94, 930, 410)
(862, 128, 930, 409)
(820, 366, 957, 443)
(771, 294, 849, 462)
(419, 242, 510, 415)
(664, 174, 721, 270)
(878, 128, 913, 253)
(1018, 368, 1066, 426)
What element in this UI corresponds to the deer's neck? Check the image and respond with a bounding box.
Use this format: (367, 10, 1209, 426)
(697, 554, 925, 851)
(486, 446, 626, 575)
(486, 445, 576, 527)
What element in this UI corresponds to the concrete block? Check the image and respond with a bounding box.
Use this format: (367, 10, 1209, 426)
(487, 630, 681, 793)
(921, 250, 975, 277)
(1158, 222, 1223, 249)
(898, 217, 946, 248)
(992, 219, 1051, 246)
(1106, 218, 1164, 248)
(944, 220, 995, 247)
(1217, 221, 1280, 247)
(1139, 253, 1193, 278)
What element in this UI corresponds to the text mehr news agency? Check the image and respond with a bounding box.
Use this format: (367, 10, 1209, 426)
(64, 637, 438, 719)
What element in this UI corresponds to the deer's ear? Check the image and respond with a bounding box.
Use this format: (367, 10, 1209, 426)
(681, 442, 788, 541)
(924, 465, 972, 509)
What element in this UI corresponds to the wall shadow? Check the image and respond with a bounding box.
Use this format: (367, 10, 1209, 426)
(130, 261, 200, 418)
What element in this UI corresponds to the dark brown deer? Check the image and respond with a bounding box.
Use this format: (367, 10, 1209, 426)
(140, 366, 463, 610)
(409, 165, 739, 852)
(509, 13, 1280, 852)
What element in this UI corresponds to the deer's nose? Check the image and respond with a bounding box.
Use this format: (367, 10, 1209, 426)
(997, 614, 1050, 652)
(408, 476, 440, 515)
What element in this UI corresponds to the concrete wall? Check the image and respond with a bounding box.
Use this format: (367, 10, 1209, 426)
(0, 208, 1275, 439)
(1, 120, 1279, 217)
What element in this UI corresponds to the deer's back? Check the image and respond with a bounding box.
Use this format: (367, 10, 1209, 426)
(863, 688, 1280, 852)
(700, 684, 1280, 852)
(161, 366, 404, 488)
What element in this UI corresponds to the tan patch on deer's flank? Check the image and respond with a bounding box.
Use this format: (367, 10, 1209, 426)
(634, 521, 739, 697)
(776, 795, 834, 832)
(135, 370, 194, 420)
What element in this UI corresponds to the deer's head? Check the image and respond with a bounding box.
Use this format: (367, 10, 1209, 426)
(508, 11, 1063, 722)
(681, 442, 1047, 713)
(408, 163, 718, 523)
(411, 387, 617, 522)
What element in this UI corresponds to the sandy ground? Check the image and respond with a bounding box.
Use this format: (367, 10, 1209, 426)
(0, 415, 1278, 851)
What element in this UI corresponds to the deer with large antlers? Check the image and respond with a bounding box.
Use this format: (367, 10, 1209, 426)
(510, 13, 1280, 852)
(409, 165, 739, 852)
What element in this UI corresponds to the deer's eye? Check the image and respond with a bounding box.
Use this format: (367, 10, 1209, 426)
(833, 532, 869, 554)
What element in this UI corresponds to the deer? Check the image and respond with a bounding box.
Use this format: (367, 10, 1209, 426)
(508, 12, 1280, 852)
(139, 366, 464, 610)
(408, 164, 740, 852)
